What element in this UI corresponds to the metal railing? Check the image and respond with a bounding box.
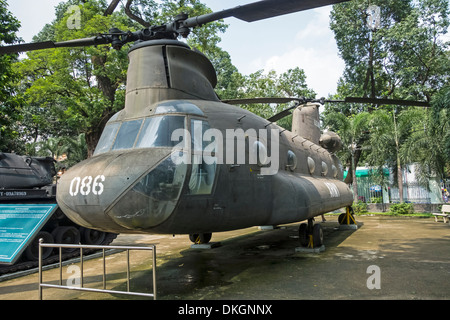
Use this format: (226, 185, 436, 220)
(38, 239, 156, 300)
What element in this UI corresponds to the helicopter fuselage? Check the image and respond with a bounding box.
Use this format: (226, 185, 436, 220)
(56, 39, 353, 235)
(56, 99, 353, 234)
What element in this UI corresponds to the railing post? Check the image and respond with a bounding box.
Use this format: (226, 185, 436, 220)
(152, 245, 157, 300)
(59, 247, 62, 285)
(102, 248, 106, 290)
(38, 238, 43, 300)
(80, 247, 84, 288)
(126, 249, 130, 292)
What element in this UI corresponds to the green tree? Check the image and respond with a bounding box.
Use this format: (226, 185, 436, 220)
(13, 0, 231, 158)
(0, 0, 21, 152)
(367, 107, 425, 202)
(326, 0, 449, 188)
(15, 0, 133, 157)
(324, 111, 371, 201)
(228, 67, 316, 130)
(330, 0, 414, 101)
(401, 86, 450, 184)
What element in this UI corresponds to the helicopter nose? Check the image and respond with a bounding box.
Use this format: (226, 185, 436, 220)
(57, 148, 180, 233)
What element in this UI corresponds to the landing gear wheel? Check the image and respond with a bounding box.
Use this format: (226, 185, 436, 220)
(312, 224, 323, 247)
(25, 231, 54, 261)
(298, 219, 323, 248)
(298, 223, 308, 247)
(189, 233, 212, 244)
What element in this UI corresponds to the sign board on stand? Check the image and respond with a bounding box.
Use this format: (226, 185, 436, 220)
(0, 204, 58, 264)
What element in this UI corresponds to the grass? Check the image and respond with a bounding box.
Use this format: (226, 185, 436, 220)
(355, 212, 434, 218)
(326, 211, 434, 218)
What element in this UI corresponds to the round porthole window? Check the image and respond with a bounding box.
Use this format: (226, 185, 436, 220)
(332, 165, 338, 178)
(321, 161, 328, 176)
(252, 141, 268, 166)
(287, 150, 297, 171)
(307, 157, 315, 174)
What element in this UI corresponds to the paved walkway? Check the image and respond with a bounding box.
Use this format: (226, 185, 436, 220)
(0, 216, 449, 300)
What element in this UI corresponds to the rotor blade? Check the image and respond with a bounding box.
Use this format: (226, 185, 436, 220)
(183, 0, 349, 27)
(232, 0, 350, 22)
(267, 109, 295, 122)
(0, 36, 110, 55)
(0, 41, 56, 54)
(223, 97, 304, 105)
(327, 97, 430, 107)
(223, 97, 299, 122)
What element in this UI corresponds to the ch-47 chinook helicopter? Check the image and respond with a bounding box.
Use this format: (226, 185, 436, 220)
(1, 0, 429, 248)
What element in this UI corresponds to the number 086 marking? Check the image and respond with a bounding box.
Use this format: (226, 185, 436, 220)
(69, 175, 105, 196)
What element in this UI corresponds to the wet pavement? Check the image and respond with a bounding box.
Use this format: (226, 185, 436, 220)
(0, 215, 449, 301)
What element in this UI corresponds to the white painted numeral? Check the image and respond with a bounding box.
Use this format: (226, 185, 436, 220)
(69, 176, 81, 196)
(80, 176, 92, 195)
(324, 182, 340, 198)
(69, 175, 105, 196)
(92, 175, 105, 195)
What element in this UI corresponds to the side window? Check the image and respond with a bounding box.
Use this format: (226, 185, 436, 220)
(188, 120, 216, 195)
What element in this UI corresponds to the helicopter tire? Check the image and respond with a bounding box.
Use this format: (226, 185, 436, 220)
(298, 223, 309, 247)
(25, 231, 54, 261)
(312, 224, 323, 248)
(189, 233, 212, 244)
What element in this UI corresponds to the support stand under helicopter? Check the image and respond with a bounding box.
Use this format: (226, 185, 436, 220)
(338, 206, 358, 230)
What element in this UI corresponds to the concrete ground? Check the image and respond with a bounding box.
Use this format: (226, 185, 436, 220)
(0, 215, 449, 301)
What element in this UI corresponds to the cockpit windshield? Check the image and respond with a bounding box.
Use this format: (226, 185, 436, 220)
(94, 115, 185, 155)
(135, 116, 184, 148)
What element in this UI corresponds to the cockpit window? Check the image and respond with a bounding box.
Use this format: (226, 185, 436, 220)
(135, 116, 185, 149)
(94, 122, 120, 155)
(94, 116, 186, 155)
(112, 119, 143, 151)
(155, 101, 204, 116)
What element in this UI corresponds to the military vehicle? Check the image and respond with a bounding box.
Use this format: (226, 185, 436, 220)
(0, 0, 428, 249)
(0, 152, 116, 270)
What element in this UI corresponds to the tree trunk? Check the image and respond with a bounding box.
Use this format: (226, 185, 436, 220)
(397, 154, 404, 203)
(344, 147, 362, 185)
(393, 110, 404, 202)
(85, 51, 118, 157)
(351, 145, 358, 203)
(104, 0, 121, 16)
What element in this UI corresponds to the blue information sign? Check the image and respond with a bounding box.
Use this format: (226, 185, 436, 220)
(0, 204, 58, 264)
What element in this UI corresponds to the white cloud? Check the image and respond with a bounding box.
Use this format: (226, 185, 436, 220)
(261, 46, 344, 98)
(254, 7, 345, 98)
(295, 7, 332, 42)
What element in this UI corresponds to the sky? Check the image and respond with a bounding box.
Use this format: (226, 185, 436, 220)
(6, 0, 346, 98)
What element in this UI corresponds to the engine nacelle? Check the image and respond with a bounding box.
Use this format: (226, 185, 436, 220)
(319, 131, 342, 153)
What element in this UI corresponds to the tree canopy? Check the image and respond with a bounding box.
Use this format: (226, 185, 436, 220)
(3, 0, 449, 190)
(0, 0, 21, 151)
(323, 0, 449, 191)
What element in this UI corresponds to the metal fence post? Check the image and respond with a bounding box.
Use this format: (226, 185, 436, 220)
(38, 238, 43, 300)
